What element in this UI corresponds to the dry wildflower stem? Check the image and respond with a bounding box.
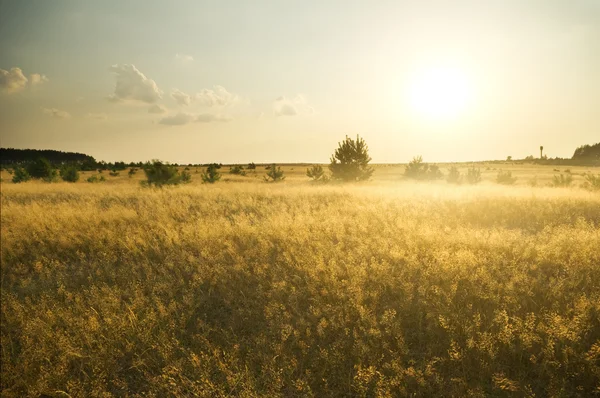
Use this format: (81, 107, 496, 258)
(1, 181, 600, 397)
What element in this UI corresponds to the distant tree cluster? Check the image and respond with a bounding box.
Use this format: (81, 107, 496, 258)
(572, 142, 600, 163)
(0, 148, 95, 165)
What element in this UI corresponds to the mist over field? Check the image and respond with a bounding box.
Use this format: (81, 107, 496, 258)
(2, 0, 600, 396)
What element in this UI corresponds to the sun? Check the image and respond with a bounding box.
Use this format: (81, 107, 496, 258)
(407, 65, 473, 121)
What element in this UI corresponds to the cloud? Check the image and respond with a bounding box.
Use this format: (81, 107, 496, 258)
(42, 107, 71, 119)
(171, 88, 192, 106)
(30, 73, 49, 86)
(86, 112, 107, 120)
(196, 113, 233, 123)
(108, 64, 162, 104)
(158, 112, 195, 126)
(148, 104, 167, 114)
(195, 85, 238, 106)
(0, 67, 29, 93)
(175, 53, 194, 64)
(273, 94, 314, 116)
(158, 112, 233, 126)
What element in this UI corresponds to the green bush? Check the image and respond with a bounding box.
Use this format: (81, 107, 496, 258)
(446, 166, 461, 184)
(201, 164, 221, 184)
(60, 166, 80, 183)
(496, 170, 517, 185)
(404, 156, 443, 180)
(264, 164, 285, 182)
(329, 135, 373, 181)
(247, 162, 256, 170)
(582, 173, 600, 191)
(109, 170, 120, 177)
(143, 160, 189, 187)
(550, 174, 573, 188)
(466, 167, 482, 184)
(306, 164, 326, 181)
(11, 167, 31, 183)
(26, 157, 55, 180)
(230, 165, 246, 176)
(128, 168, 137, 178)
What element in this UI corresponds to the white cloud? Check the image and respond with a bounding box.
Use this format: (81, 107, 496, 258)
(158, 112, 233, 126)
(195, 85, 238, 106)
(171, 88, 192, 106)
(175, 53, 194, 64)
(0, 67, 29, 93)
(273, 94, 314, 116)
(42, 107, 71, 119)
(108, 64, 162, 104)
(196, 113, 233, 123)
(158, 112, 195, 126)
(86, 112, 107, 120)
(148, 104, 167, 114)
(30, 73, 49, 86)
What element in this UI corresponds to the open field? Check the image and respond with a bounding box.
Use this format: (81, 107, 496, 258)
(1, 167, 600, 397)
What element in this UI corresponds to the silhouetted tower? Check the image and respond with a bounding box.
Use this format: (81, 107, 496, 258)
(540, 146, 544, 159)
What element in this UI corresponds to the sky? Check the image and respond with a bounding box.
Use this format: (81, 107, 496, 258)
(0, 0, 598, 164)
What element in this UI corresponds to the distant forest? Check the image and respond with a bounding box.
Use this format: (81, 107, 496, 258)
(0, 142, 599, 168)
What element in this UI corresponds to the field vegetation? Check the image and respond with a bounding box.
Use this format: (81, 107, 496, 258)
(1, 166, 599, 396)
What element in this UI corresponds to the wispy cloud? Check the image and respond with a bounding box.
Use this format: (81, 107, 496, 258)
(273, 94, 314, 116)
(42, 107, 71, 119)
(171, 88, 192, 106)
(148, 104, 167, 114)
(158, 112, 233, 126)
(195, 85, 239, 107)
(175, 53, 194, 64)
(86, 112, 108, 120)
(108, 64, 162, 104)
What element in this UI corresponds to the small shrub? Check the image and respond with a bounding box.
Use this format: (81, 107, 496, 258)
(265, 164, 285, 182)
(528, 176, 539, 187)
(446, 166, 462, 184)
(109, 170, 120, 177)
(329, 135, 374, 181)
(86, 175, 105, 183)
(230, 165, 246, 176)
(466, 167, 482, 184)
(496, 170, 517, 185)
(247, 162, 256, 170)
(582, 173, 600, 191)
(201, 164, 221, 184)
(12, 167, 31, 183)
(307, 164, 326, 181)
(180, 170, 192, 184)
(60, 166, 80, 182)
(550, 174, 573, 188)
(404, 156, 443, 180)
(143, 160, 187, 187)
(128, 168, 137, 178)
(26, 158, 55, 180)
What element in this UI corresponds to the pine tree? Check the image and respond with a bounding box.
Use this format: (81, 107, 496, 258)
(329, 135, 373, 181)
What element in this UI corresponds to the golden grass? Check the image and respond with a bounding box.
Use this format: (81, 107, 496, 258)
(1, 176, 600, 396)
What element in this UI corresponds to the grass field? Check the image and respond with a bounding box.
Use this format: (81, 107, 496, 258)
(1, 164, 600, 397)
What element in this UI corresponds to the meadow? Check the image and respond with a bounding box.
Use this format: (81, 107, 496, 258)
(1, 163, 600, 397)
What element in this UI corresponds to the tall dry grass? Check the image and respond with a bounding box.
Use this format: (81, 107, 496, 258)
(1, 181, 600, 396)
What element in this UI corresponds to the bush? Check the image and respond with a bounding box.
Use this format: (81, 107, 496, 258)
(109, 170, 120, 177)
(180, 170, 192, 184)
(11, 167, 30, 183)
(306, 164, 326, 181)
(404, 156, 443, 180)
(496, 170, 517, 185)
(60, 166, 80, 182)
(143, 160, 188, 187)
(329, 135, 373, 181)
(582, 173, 600, 191)
(446, 166, 461, 184)
(551, 174, 573, 188)
(86, 175, 105, 183)
(230, 165, 246, 176)
(247, 162, 256, 170)
(466, 167, 482, 184)
(264, 164, 285, 182)
(128, 168, 137, 178)
(26, 157, 55, 180)
(201, 164, 221, 184)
